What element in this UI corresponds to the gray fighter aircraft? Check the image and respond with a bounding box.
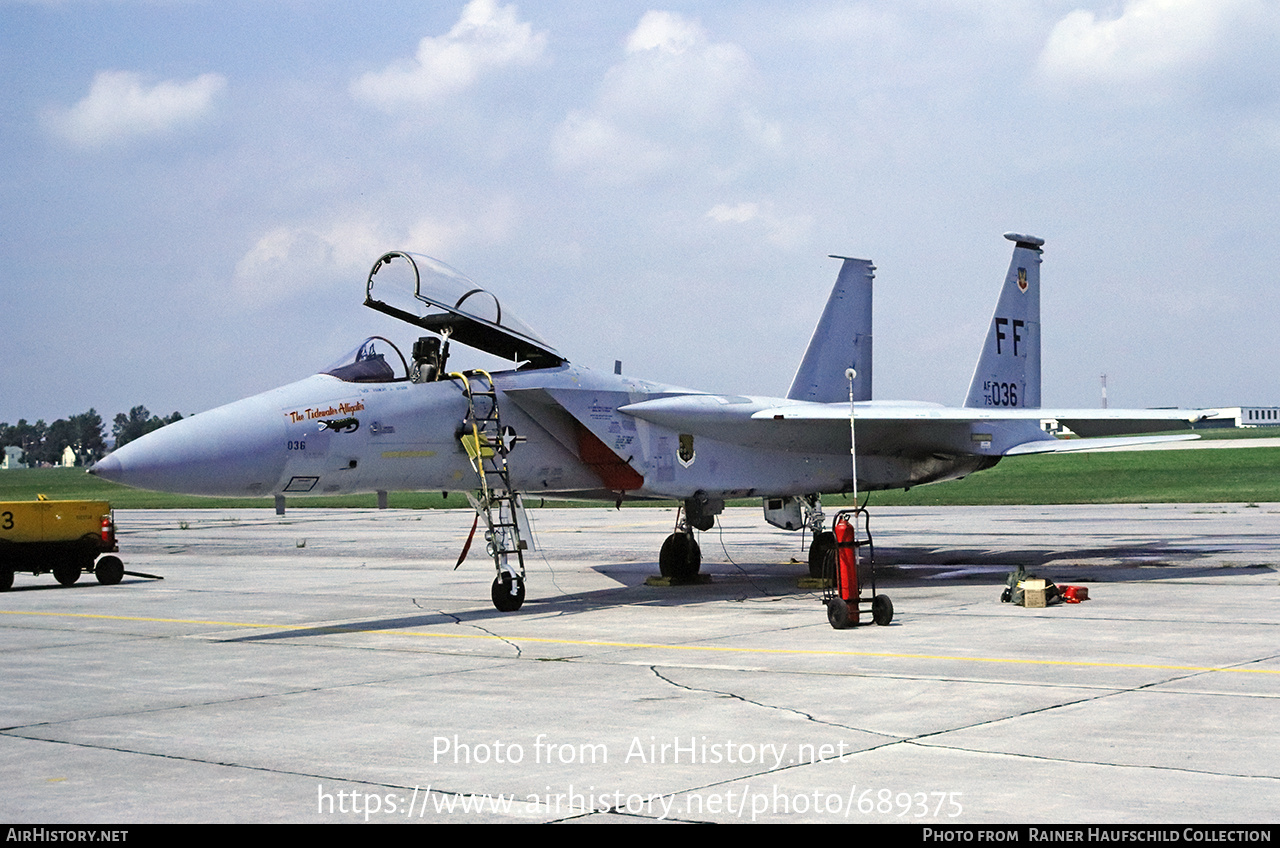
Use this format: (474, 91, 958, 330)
(91, 234, 1206, 612)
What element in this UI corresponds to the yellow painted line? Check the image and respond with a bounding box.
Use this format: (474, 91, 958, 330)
(2, 610, 283, 629)
(3, 609, 1276, 674)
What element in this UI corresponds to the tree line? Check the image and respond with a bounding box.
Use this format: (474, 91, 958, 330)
(0, 406, 183, 468)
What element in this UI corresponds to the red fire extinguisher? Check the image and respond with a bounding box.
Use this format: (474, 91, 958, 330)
(832, 514, 860, 621)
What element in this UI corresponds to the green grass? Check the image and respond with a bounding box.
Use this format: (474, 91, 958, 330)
(0, 468, 625, 509)
(4, 434, 1279, 509)
(0, 468, 438, 509)
(859, 445, 1280, 506)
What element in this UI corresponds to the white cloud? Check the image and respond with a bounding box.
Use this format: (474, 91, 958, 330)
(706, 201, 760, 225)
(350, 0, 546, 111)
(625, 10, 704, 54)
(232, 219, 392, 302)
(550, 111, 674, 181)
(1038, 0, 1268, 90)
(551, 11, 763, 182)
(45, 70, 226, 148)
(706, 201, 812, 250)
(233, 200, 516, 302)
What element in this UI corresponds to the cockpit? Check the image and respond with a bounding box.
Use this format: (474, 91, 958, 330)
(364, 252, 565, 370)
(321, 252, 566, 384)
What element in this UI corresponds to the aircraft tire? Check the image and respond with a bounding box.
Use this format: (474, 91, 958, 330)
(808, 532, 835, 578)
(0, 569, 12, 592)
(659, 533, 700, 580)
(95, 556, 124, 586)
(872, 594, 894, 626)
(53, 561, 82, 587)
(491, 574, 525, 612)
(827, 597, 854, 630)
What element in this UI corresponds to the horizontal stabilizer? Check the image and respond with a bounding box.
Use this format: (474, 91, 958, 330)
(1004, 434, 1200, 455)
(621, 394, 1207, 456)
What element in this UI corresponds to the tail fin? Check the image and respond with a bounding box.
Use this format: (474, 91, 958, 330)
(787, 256, 874, 403)
(964, 233, 1043, 409)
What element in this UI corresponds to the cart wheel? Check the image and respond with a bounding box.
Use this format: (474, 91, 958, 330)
(95, 556, 124, 586)
(53, 561, 82, 586)
(827, 597, 855, 630)
(872, 594, 894, 626)
(0, 569, 12, 591)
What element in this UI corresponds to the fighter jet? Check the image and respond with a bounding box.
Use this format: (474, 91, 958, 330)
(91, 234, 1206, 613)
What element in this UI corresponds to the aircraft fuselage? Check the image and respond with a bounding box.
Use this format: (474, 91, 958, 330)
(92, 362, 993, 503)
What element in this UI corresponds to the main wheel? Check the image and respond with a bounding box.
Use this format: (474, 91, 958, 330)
(872, 594, 894, 626)
(808, 531, 835, 579)
(53, 561, 82, 587)
(95, 555, 124, 586)
(659, 533, 701, 580)
(491, 574, 525, 612)
(827, 597, 855, 629)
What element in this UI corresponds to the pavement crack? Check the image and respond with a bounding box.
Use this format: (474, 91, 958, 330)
(905, 739, 1280, 782)
(648, 666, 900, 740)
(441, 609, 522, 658)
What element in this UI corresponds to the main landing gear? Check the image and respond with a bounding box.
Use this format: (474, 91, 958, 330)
(659, 530, 700, 580)
(823, 507, 893, 630)
(795, 494, 834, 579)
(808, 531, 836, 580)
(658, 495, 721, 581)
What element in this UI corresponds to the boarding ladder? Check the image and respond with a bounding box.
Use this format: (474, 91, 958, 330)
(452, 370, 532, 610)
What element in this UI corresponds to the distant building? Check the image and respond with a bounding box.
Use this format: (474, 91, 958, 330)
(1201, 407, 1280, 428)
(1, 446, 26, 469)
(1039, 408, 1279, 434)
(61, 445, 77, 467)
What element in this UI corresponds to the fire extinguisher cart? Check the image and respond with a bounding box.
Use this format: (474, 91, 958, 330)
(823, 506, 893, 630)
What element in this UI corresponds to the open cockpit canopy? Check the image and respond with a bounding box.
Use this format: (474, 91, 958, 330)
(363, 251, 565, 369)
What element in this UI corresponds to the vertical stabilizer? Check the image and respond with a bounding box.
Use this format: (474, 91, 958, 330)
(787, 256, 874, 403)
(964, 233, 1043, 409)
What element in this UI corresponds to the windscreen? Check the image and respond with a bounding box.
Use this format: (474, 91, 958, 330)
(322, 336, 409, 382)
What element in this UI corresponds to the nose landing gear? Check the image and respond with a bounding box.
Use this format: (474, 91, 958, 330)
(491, 572, 526, 612)
(454, 369, 533, 612)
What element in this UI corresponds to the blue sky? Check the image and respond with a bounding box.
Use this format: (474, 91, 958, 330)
(4, 0, 1280, 426)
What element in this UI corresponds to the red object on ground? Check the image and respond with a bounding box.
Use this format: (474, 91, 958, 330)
(1060, 585, 1090, 603)
(832, 515, 861, 618)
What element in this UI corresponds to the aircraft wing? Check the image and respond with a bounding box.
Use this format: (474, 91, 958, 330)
(619, 395, 1207, 456)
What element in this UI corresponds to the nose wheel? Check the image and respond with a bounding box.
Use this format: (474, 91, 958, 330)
(491, 573, 525, 612)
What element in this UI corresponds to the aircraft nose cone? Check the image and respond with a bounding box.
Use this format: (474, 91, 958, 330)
(87, 453, 123, 480)
(90, 394, 289, 496)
